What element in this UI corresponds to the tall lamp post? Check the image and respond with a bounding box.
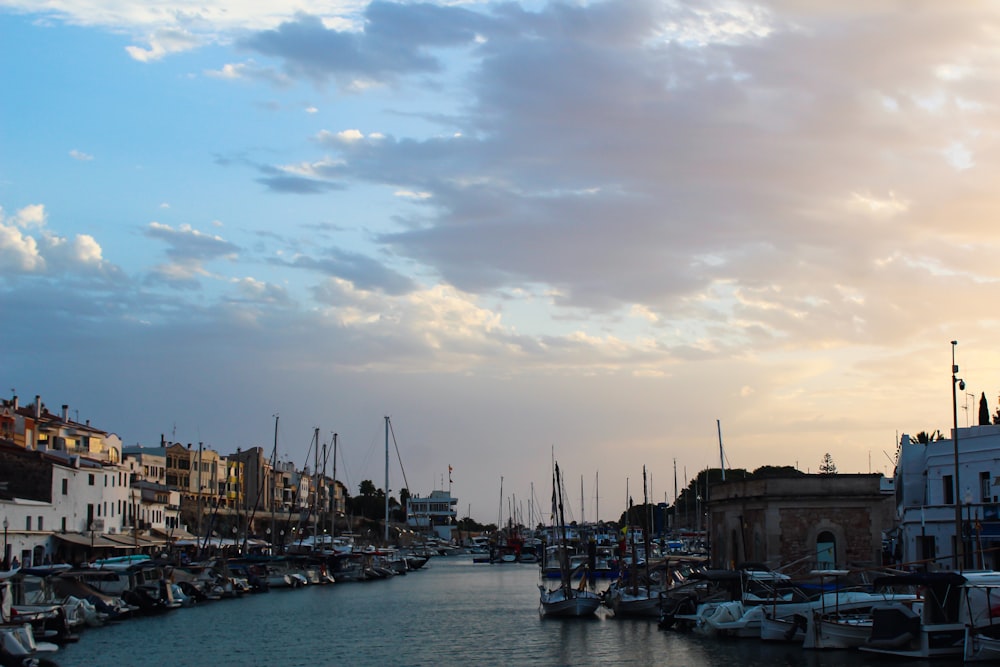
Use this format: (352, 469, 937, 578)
(3, 517, 8, 569)
(952, 340, 966, 570)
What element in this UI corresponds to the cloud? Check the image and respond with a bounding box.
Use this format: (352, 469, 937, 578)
(0, 204, 117, 276)
(240, 5, 490, 86)
(232, 0, 1000, 360)
(125, 28, 202, 62)
(281, 246, 417, 295)
(0, 206, 45, 272)
(69, 149, 94, 161)
(204, 60, 292, 87)
(144, 222, 240, 286)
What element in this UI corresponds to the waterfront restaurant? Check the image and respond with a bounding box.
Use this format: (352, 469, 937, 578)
(406, 489, 458, 541)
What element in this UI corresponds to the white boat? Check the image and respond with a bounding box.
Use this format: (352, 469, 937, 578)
(538, 583, 602, 617)
(1, 579, 59, 664)
(801, 592, 919, 650)
(860, 571, 1000, 659)
(963, 581, 1000, 661)
(678, 566, 798, 638)
(605, 583, 661, 618)
(759, 609, 806, 642)
(965, 627, 1000, 662)
(538, 462, 601, 618)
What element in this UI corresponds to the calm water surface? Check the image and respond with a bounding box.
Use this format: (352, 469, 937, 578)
(56, 558, 957, 666)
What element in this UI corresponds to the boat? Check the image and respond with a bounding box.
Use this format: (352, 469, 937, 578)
(963, 581, 1000, 661)
(802, 591, 919, 649)
(757, 569, 919, 648)
(605, 471, 661, 618)
(78, 560, 182, 614)
(671, 565, 799, 637)
(0, 579, 60, 666)
(965, 626, 1000, 662)
(538, 462, 601, 618)
(859, 570, 1000, 659)
(605, 581, 661, 617)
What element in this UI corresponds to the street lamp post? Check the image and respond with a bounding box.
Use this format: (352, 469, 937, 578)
(952, 340, 966, 570)
(3, 517, 8, 569)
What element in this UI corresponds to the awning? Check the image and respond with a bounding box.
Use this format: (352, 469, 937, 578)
(102, 533, 165, 549)
(53, 532, 131, 549)
(151, 527, 198, 541)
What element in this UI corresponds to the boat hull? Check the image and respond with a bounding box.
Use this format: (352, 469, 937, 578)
(539, 586, 602, 617)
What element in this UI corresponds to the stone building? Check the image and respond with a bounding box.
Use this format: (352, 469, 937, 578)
(707, 473, 895, 574)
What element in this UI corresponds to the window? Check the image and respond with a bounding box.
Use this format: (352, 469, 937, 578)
(981, 471, 991, 503)
(104, 475, 108, 487)
(88, 474, 95, 486)
(61, 517, 66, 532)
(944, 475, 955, 505)
(25, 517, 31, 531)
(37, 516, 43, 531)
(61, 479, 68, 495)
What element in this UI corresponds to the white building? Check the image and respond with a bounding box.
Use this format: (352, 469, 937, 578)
(895, 424, 1000, 571)
(0, 446, 176, 566)
(406, 489, 457, 541)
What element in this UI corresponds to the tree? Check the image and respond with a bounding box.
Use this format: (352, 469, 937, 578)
(819, 453, 837, 475)
(750, 465, 805, 479)
(358, 480, 376, 497)
(398, 488, 410, 521)
(980, 392, 991, 426)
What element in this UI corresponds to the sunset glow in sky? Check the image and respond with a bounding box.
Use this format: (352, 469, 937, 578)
(4, 0, 1000, 523)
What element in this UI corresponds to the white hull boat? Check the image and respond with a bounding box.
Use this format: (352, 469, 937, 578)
(860, 571, 1000, 659)
(538, 585, 602, 617)
(965, 628, 1000, 662)
(607, 586, 661, 618)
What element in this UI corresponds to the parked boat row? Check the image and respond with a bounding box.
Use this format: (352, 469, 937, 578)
(650, 564, 1000, 662)
(0, 546, 434, 666)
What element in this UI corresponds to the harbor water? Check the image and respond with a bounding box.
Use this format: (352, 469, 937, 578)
(56, 557, 953, 667)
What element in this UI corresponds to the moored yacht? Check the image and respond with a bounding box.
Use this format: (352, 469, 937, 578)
(860, 570, 1000, 659)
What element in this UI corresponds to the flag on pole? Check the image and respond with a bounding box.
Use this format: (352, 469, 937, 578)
(448, 465, 453, 484)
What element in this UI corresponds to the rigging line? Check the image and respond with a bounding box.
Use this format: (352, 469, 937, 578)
(294, 429, 320, 543)
(387, 417, 411, 495)
(338, 434, 354, 498)
(355, 420, 384, 488)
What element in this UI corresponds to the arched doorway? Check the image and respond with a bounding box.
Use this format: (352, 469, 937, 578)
(817, 530, 836, 569)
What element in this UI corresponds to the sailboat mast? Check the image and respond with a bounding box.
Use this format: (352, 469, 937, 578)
(497, 476, 504, 530)
(643, 465, 651, 593)
(322, 440, 328, 543)
(313, 427, 319, 546)
(384, 416, 390, 545)
(555, 463, 569, 590)
(717, 419, 726, 481)
(580, 475, 585, 525)
(331, 433, 337, 538)
(596, 471, 599, 524)
(673, 458, 678, 533)
(269, 415, 278, 551)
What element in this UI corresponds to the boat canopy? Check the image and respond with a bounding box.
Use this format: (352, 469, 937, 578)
(872, 572, 967, 589)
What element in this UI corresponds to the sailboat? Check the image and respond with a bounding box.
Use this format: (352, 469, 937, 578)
(538, 462, 602, 617)
(605, 467, 660, 617)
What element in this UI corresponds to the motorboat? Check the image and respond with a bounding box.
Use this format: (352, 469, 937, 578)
(860, 570, 1000, 659)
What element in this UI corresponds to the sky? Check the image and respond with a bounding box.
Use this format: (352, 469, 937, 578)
(3, 0, 1000, 526)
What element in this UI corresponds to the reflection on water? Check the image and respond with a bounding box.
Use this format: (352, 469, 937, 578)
(55, 558, 948, 667)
